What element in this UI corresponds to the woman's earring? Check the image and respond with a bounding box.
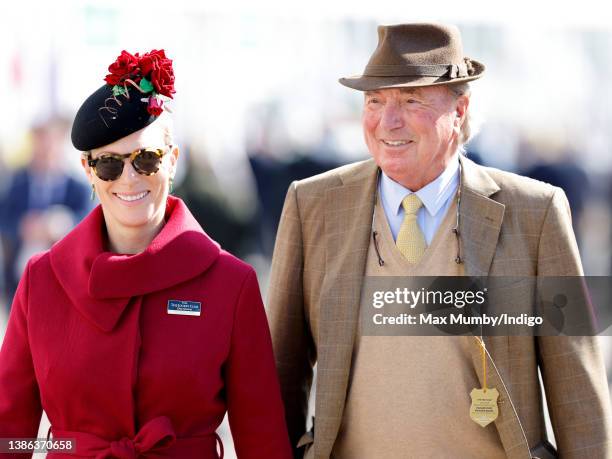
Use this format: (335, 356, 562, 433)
(90, 183, 96, 201)
(169, 177, 174, 194)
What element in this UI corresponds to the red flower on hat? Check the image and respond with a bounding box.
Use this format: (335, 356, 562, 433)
(151, 66, 175, 98)
(139, 50, 166, 75)
(139, 50, 175, 98)
(103, 49, 175, 117)
(104, 50, 140, 86)
(147, 97, 164, 116)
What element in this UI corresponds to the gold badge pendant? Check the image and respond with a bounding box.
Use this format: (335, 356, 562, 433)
(470, 387, 499, 427)
(470, 337, 499, 427)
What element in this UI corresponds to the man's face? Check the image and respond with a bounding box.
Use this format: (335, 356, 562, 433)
(362, 86, 468, 190)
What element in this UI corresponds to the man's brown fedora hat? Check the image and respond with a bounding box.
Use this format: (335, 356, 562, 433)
(339, 23, 485, 91)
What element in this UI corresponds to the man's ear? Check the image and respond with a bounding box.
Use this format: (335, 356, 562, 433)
(454, 95, 469, 129)
(455, 95, 470, 124)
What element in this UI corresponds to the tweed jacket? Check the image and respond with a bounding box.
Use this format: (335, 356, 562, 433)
(267, 156, 612, 459)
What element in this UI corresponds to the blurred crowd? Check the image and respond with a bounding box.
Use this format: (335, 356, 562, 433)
(0, 116, 91, 307)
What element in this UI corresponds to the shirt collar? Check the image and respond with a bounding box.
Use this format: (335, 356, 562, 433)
(379, 154, 460, 218)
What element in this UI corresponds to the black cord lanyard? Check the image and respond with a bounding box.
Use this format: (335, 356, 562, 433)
(371, 161, 463, 267)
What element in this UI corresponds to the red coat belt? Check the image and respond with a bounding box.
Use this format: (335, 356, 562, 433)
(48, 416, 224, 459)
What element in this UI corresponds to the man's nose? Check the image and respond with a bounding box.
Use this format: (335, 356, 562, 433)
(380, 103, 403, 130)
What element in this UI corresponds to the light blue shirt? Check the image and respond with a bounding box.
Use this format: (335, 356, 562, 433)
(379, 156, 459, 245)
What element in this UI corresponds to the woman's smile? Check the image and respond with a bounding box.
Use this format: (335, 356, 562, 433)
(113, 190, 150, 204)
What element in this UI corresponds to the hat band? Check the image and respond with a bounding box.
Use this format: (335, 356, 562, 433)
(364, 63, 468, 78)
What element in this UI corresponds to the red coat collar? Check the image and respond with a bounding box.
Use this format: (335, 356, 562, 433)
(49, 196, 220, 332)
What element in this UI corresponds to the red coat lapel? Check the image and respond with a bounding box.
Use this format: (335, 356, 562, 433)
(49, 196, 220, 333)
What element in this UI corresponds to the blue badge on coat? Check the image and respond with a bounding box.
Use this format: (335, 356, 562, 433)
(167, 300, 202, 316)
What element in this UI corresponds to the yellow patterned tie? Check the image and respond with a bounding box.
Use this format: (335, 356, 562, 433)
(396, 194, 426, 263)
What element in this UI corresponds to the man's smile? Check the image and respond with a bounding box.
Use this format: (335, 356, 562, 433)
(381, 139, 413, 147)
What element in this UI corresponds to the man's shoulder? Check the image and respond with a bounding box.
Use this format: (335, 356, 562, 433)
(292, 158, 375, 196)
(471, 161, 559, 205)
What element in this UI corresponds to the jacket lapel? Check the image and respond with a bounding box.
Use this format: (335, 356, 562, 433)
(459, 156, 505, 277)
(315, 160, 378, 458)
(460, 157, 531, 458)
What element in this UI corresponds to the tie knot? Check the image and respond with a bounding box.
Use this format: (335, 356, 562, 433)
(402, 194, 423, 215)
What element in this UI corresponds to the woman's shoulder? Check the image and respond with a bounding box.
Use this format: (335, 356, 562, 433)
(11, 251, 53, 307)
(211, 249, 256, 281)
(193, 249, 261, 310)
(23, 250, 53, 278)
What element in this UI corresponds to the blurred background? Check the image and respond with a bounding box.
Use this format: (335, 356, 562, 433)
(1, 0, 611, 456)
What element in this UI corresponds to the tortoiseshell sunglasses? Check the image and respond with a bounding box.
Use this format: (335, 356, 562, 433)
(87, 146, 171, 182)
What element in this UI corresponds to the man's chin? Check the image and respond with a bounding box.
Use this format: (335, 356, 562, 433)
(379, 159, 416, 178)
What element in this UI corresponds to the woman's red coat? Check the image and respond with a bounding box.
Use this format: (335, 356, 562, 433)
(0, 196, 291, 458)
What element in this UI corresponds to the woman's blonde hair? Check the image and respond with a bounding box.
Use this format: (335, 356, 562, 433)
(155, 112, 174, 146)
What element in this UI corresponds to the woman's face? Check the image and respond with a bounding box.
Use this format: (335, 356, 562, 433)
(82, 122, 179, 240)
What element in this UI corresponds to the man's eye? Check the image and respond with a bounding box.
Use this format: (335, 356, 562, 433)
(367, 98, 380, 105)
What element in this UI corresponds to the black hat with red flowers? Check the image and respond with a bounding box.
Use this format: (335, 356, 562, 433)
(71, 49, 175, 151)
